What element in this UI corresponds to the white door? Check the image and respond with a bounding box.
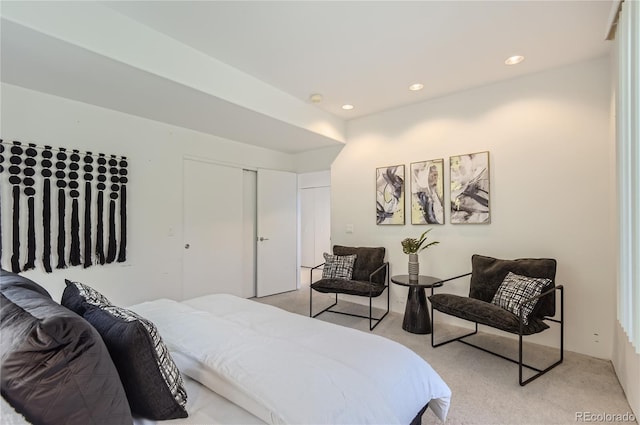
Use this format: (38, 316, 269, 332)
(256, 169, 298, 297)
(242, 170, 257, 298)
(183, 159, 244, 299)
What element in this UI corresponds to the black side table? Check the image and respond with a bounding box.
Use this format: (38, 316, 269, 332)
(391, 275, 443, 334)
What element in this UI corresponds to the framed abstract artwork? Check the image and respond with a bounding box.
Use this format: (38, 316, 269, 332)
(410, 159, 444, 224)
(450, 151, 490, 224)
(376, 164, 405, 225)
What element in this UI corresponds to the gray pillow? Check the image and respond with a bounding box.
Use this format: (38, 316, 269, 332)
(0, 270, 132, 425)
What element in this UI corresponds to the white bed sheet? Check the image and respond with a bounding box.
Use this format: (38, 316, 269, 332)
(130, 294, 451, 425)
(132, 374, 265, 425)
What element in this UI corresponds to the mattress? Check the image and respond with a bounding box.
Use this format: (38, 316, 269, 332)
(129, 294, 451, 424)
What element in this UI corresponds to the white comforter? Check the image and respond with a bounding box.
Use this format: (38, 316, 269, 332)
(129, 294, 451, 425)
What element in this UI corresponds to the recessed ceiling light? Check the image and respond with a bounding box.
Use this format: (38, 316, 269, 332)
(309, 93, 323, 103)
(505, 55, 525, 65)
(409, 83, 424, 91)
(342, 104, 354, 110)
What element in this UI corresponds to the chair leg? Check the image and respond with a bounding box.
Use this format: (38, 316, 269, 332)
(311, 292, 338, 318)
(518, 286, 564, 385)
(430, 301, 478, 347)
(430, 296, 564, 386)
(367, 285, 390, 331)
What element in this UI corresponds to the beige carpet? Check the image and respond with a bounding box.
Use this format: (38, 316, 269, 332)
(254, 287, 636, 425)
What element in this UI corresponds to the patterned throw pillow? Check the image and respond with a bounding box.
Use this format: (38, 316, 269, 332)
(491, 272, 552, 325)
(322, 253, 357, 280)
(61, 280, 188, 420)
(61, 279, 112, 315)
(83, 304, 188, 419)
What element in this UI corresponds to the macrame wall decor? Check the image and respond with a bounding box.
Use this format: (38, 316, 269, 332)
(0, 139, 128, 273)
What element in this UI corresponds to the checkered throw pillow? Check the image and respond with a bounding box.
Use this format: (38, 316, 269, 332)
(322, 253, 357, 280)
(491, 272, 552, 325)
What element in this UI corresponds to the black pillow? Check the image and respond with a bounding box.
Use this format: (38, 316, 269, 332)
(0, 270, 132, 425)
(62, 280, 188, 420)
(61, 278, 113, 315)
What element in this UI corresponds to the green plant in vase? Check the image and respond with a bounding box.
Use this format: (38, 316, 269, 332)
(401, 229, 439, 281)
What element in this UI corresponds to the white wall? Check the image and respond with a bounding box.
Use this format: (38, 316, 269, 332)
(331, 57, 614, 359)
(0, 83, 296, 306)
(293, 145, 343, 173)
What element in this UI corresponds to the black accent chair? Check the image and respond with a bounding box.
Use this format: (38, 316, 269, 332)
(310, 245, 389, 331)
(428, 254, 564, 386)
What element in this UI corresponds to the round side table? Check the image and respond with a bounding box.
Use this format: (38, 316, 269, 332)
(391, 275, 444, 334)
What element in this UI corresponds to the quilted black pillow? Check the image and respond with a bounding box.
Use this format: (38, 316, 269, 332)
(0, 270, 132, 425)
(62, 280, 188, 420)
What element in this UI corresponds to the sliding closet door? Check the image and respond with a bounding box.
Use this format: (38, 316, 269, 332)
(183, 159, 244, 299)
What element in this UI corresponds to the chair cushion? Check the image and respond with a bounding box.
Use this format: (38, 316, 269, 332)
(429, 293, 549, 335)
(322, 253, 357, 280)
(491, 272, 552, 325)
(62, 280, 188, 420)
(311, 278, 387, 297)
(0, 270, 132, 425)
(470, 254, 557, 318)
(333, 245, 386, 284)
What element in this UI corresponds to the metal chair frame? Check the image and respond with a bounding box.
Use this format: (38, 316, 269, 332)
(430, 273, 564, 386)
(309, 262, 389, 331)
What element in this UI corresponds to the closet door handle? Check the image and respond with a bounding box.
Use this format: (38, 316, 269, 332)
(258, 237, 269, 242)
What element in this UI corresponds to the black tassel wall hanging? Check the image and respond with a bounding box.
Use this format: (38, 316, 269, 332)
(106, 155, 118, 263)
(9, 142, 22, 273)
(83, 152, 93, 268)
(96, 153, 106, 265)
(41, 146, 53, 272)
(55, 148, 67, 269)
(23, 144, 38, 271)
(0, 140, 128, 273)
(69, 150, 81, 266)
(117, 157, 127, 263)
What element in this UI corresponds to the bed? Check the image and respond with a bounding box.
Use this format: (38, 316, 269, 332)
(128, 293, 451, 425)
(1, 270, 450, 425)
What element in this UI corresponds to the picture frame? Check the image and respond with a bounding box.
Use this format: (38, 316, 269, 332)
(450, 151, 490, 224)
(376, 164, 405, 225)
(410, 159, 444, 224)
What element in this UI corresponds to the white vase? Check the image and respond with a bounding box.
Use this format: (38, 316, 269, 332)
(408, 253, 419, 282)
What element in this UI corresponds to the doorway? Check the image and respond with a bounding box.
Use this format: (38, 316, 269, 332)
(299, 171, 331, 286)
(182, 159, 298, 300)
